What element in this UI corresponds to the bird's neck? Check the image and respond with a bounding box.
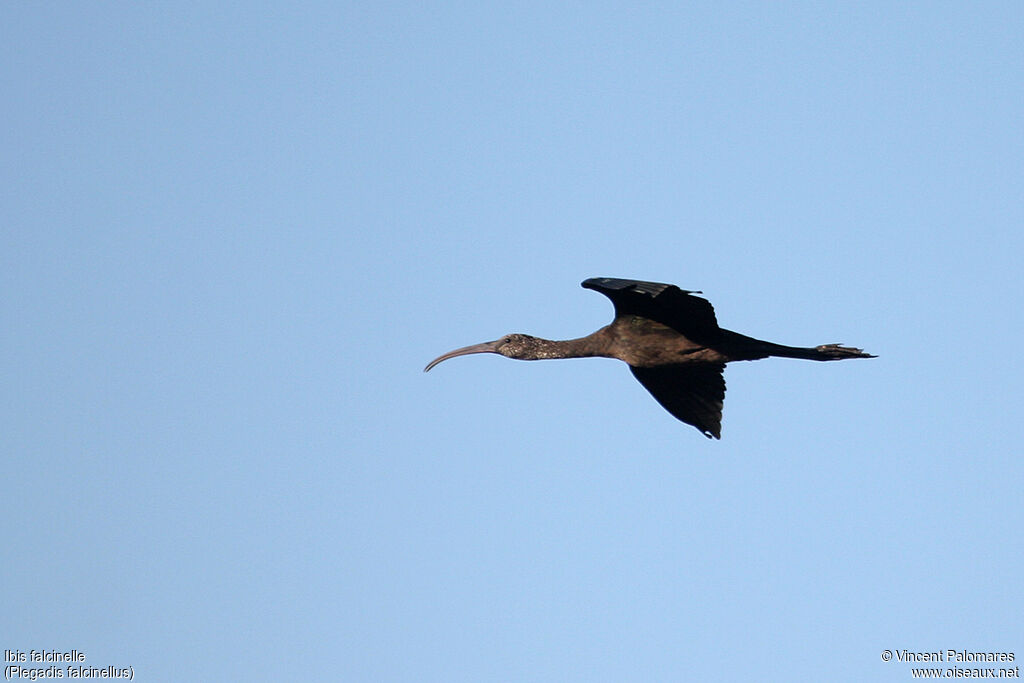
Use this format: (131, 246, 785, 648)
(530, 328, 612, 360)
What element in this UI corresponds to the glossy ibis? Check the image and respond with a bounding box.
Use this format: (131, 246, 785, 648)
(425, 277, 875, 438)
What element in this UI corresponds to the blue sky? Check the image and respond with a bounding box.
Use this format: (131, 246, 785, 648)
(3, 2, 1022, 681)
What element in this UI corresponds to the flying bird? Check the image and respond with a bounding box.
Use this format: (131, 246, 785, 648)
(425, 277, 875, 438)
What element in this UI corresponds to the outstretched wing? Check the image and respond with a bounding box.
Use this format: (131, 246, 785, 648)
(629, 363, 726, 439)
(582, 277, 721, 343)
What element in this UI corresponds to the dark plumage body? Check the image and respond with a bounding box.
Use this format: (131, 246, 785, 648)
(425, 277, 875, 438)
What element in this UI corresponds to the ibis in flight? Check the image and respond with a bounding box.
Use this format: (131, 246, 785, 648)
(425, 277, 874, 438)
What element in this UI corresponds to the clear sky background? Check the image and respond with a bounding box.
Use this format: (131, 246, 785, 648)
(3, 3, 1022, 682)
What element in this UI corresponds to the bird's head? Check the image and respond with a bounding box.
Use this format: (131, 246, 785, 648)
(424, 333, 544, 371)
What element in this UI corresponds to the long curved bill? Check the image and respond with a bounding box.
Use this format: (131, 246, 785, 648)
(423, 340, 501, 372)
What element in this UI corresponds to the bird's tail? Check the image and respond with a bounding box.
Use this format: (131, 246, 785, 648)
(759, 341, 876, 361)
(717, 330, 876, 362)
